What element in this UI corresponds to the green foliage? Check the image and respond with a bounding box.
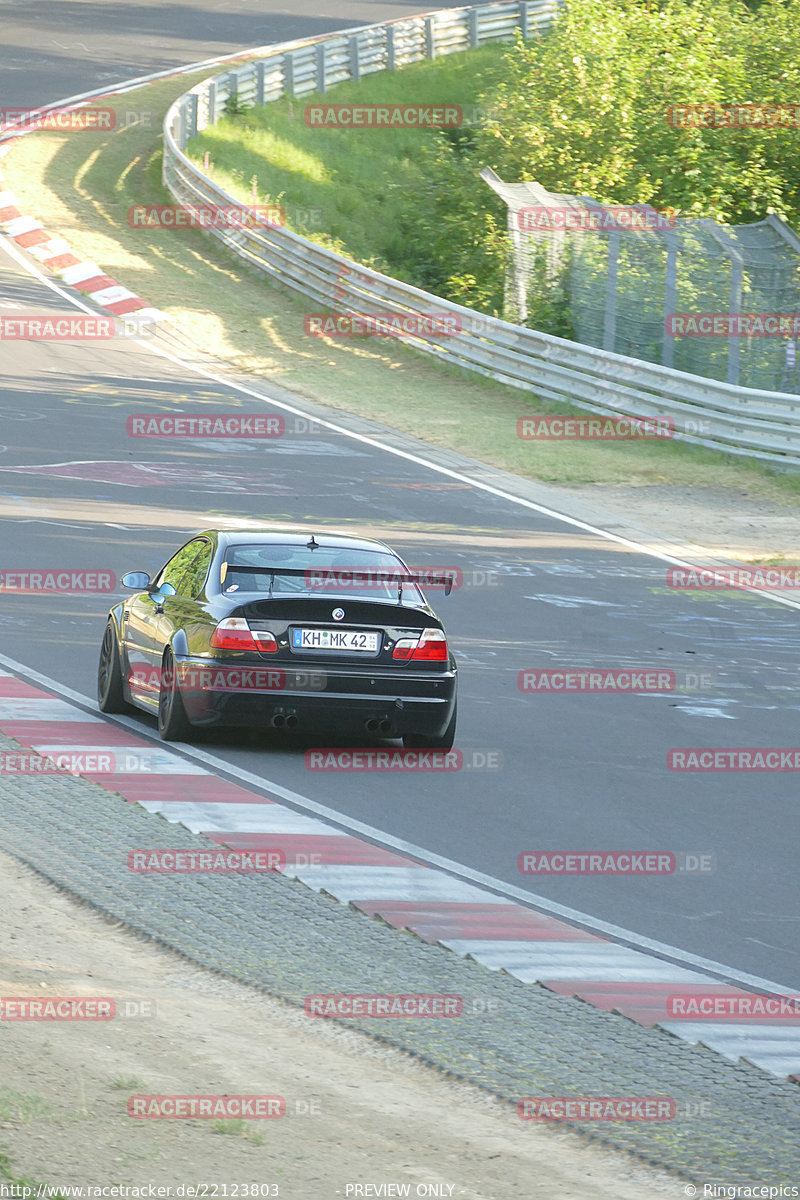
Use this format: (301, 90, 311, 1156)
(474, 0, 800, 226)
(223, 92, 253, 118)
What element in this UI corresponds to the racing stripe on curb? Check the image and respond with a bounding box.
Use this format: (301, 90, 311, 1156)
(0, 150, 163, 325)
(1, 668, 799, 1080)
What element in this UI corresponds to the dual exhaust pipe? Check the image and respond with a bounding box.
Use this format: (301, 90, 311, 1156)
(365, 717, 393, 735)
(270, 713, 392, 734)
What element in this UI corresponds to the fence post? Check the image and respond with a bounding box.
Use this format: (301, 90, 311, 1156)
(662, 233, 678, 368)
(207, 80, 217, 125)
(386, 24, 396, 70)
(705, 220, 743, 386)
(256, 61, 266, 106)
(518, 2, 530, 39)
(603, 232, 620, 352)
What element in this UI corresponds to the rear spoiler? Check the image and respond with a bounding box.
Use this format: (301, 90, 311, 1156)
(221, 563, 455, 600)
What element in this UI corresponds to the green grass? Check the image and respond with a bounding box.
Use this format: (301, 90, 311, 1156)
(5, 73, 800, 524)
(190, 46, 507, 269)
(1, 1148, 65, 1197)
(210, 1119, 264, 1144)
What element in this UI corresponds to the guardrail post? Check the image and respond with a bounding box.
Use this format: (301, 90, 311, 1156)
(284, 54, 295, 98)
(207, 81, 217, 125)
(350, 36, 361, 82)
(187, 93, 199, 141)
(256, 61, 266, 106)
(468, 8, 479, 48)
(425, 17, 435, 59)
(386, 25, 396, 70)
(602, 232, 619, 352)
(518, 2, 530, 40)
(178, 101, 188, 150)
(317, 43, 327, 93)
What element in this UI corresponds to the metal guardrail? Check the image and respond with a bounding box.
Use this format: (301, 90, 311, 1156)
(162, 0, 800, 468)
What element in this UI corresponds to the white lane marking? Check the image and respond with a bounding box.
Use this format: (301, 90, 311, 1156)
(138, 800, 346, 836)
(0, 646, 794, 1000)
(29, 744, 208, 774)
(441, 939, 710, 982)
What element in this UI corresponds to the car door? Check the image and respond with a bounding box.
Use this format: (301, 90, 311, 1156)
(126, 539, 210, 707)
(150, 537, 215, 669)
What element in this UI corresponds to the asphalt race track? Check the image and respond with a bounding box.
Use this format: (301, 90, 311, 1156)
(0, 1, 798, 1000)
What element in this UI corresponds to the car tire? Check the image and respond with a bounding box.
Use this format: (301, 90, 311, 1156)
(403, 701, 457, 751)
(158, 649, 193, 742)
(97, 620, 130, 714)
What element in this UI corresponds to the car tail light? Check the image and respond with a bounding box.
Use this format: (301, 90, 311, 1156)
(392, 639, 417, 661)
(392, 628, 448, 662)
(210, 618, 277, 652)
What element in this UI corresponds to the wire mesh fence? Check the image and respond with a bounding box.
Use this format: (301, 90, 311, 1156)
(486, 172, 800, 394)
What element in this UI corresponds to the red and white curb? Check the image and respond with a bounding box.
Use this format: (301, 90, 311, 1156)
(0, 144, 163, 327)
(1, 669, 799, 1082)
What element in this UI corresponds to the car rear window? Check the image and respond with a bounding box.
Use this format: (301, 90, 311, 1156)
(222, 544, 423, 602)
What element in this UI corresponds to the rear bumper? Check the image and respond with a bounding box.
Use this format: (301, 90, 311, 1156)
(175, 657, 456, 737)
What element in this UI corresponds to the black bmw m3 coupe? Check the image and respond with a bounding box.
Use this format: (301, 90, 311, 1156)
(98, 529, 457, 747)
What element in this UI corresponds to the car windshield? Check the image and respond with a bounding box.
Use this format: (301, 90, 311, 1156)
(222, 543, 423, 602)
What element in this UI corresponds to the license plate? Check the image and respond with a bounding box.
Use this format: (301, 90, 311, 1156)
(292, 627, 380, 653)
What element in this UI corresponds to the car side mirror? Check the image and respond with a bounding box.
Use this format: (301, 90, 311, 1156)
(121, 571, 152, 590)
(150, 581, 177, 611)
